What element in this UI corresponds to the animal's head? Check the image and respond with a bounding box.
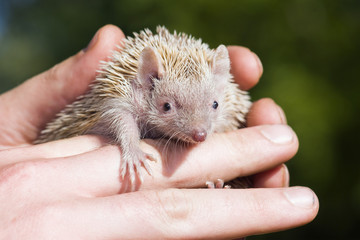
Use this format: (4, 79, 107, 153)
(136, 45, 231, 143)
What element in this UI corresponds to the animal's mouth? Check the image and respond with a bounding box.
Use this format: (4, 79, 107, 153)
(166, 132, 197, 144)
(177, 135, 197, 144)
(165, 127, 209, 144)
(173, 132, 207, 144)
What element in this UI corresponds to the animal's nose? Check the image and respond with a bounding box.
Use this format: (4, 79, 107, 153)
(192, 129, 207, 142)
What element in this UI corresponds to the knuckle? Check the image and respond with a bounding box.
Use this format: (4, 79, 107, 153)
(155, 189, 191, 220)
(0, 161, 42, 192)
(152, 189, 195, 236)
(46, 63, 61, 82)
(230, 130, 262, 172)
(246, 191, 268, 215)
(224, 131, 250, 169)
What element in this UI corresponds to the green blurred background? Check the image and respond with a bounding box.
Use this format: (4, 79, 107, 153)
(0, 0, 359, 239)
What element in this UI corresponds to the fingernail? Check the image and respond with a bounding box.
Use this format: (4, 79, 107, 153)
(251, 51, 263, 77)
(281, 164, 290, 187)
(83, 29, 100, 52)
(260, 125, 294, 144)
(284, 187, 315, 209)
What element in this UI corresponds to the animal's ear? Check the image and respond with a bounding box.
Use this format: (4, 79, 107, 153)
(211, 45, 231, 77)
(137, 47, 164, 89)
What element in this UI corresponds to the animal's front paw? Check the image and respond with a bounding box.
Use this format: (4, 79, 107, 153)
(120, 147, 155, 185)
(206, 179, 231, 189)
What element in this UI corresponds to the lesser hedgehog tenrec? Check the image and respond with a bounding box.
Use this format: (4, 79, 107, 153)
(36, 26, 252, 184)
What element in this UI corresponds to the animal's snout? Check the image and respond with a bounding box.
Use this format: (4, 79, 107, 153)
(192, 129, 207, 142)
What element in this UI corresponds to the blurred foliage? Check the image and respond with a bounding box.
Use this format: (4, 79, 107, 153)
(0, 0, 359, 239)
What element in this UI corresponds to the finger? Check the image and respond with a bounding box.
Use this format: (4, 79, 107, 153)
(246, 98, 289, 188)
(0, 145, 123, 199)
(0, 25, 125, 144)
(228, 46, 263, 91)
(51, 187, 318, 239)
(252, 164, 290, 188)
(0, 135, 107, 167)
(1, 124, 297, 197)
(247, 98, 287, 127)
(142, 124, 298, 189)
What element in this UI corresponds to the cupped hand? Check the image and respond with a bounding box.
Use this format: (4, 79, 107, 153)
(0, 25, 318, 239)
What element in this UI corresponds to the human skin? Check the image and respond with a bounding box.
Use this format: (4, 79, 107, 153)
(0, 25, 318, 239)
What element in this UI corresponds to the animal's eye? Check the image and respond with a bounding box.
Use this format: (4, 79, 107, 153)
(163, 102, 171, 111)
(212, 101, 219, 109)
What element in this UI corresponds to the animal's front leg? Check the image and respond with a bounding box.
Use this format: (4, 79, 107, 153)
(119, 136, 154, 184)
(113, 112, 155, 185)
(90, 103, 155, 186)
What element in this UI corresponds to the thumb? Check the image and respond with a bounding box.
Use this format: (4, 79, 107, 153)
(0, 25, 125, 145)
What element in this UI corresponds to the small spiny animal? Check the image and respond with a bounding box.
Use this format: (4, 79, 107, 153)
(35, 26, 252, 185)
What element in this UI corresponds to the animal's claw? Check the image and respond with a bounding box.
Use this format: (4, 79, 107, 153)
(120, 148, 155, 187)
(206, 179, 231, 189)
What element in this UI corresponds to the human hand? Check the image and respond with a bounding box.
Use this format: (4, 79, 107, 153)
(0, 25, 318, 239)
